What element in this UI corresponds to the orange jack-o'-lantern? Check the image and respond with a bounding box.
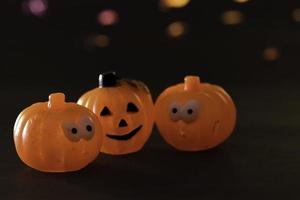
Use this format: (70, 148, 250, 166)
(155, 76, 236, 151)
(13, 93, 102, 172)
(78, 72, 154, 155)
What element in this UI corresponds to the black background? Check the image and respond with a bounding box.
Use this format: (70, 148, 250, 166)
(1, 0, 300, 199)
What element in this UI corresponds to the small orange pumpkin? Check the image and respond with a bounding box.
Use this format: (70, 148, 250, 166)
(155, 76, 236, 151)
(78, 72, 154, 155)
(14, 93, 102, 172)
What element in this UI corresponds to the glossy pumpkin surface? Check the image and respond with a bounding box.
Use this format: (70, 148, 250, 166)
(155, 76, 236, 151)
(78, 72, 154, 155)
(14, 93, 102, 172)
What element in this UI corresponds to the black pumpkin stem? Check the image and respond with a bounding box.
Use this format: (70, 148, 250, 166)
(99, 71, 119, 87)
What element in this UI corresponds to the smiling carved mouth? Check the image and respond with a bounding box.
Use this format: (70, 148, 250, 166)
(106, 125, 143, 141)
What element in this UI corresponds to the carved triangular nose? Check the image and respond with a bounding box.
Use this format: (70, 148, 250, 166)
(118, 119, 128, 127)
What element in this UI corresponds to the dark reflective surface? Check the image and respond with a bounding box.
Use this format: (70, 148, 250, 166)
(1, 86, 300, 199)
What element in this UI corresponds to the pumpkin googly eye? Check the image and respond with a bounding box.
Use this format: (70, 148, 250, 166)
(71, 128, 78, 134)
(169, 102, 181, 121)
(63, 123, 81, 142)
(181, 100, 199, 123)
(86, 125, 92, 132)
(80, 117, 95, 140)
(127, 102, 139, 113)
(100, 106, 111, 116)
(82, 123, 94, 140)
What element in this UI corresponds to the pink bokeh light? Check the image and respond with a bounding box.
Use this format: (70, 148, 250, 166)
(97, 9, 119, 26)
(22, 0, 48, 17)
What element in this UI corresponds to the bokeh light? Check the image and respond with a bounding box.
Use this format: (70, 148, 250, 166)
(84, 34, 110, 50)
(94, 34, 110, 48)
(221, 10, 244, 25)
(292, 8, 300, 22)
(97, 9, 119, 26)
(166, 21, 187, 38)
(22, 0, 48, 17)
(160, 0, 190, 9)
(263, 47, 280, 61)
(233, 0, 250, 3)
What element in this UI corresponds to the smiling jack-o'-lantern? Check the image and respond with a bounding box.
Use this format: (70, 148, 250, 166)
(155, 76, 236, 151)
(78, 72, 154, 155)
(14, 93, 102, 172)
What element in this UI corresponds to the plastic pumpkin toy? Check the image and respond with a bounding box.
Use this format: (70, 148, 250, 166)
(14, 93, 102, 172)
(78, 72, 154, 155)
(155, 76, 236, 151)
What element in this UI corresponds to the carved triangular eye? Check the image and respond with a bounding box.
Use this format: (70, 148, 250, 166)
(100, 106, 111, 116)
(127, 102, 139, 113)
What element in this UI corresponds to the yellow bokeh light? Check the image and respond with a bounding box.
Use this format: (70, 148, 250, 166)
(292, 8, 300, 22)
(221, 10, 244, 25)
(166, 21, 186, 38)
(263, 47, 280, 61)
(233, 0, 249, 3)
(94, 34, 110, 48)
(161, 0, 190, 9)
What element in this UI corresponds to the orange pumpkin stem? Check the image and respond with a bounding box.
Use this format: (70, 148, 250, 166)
(184, 76, 200, 91)
(48, 93, 66, 110)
